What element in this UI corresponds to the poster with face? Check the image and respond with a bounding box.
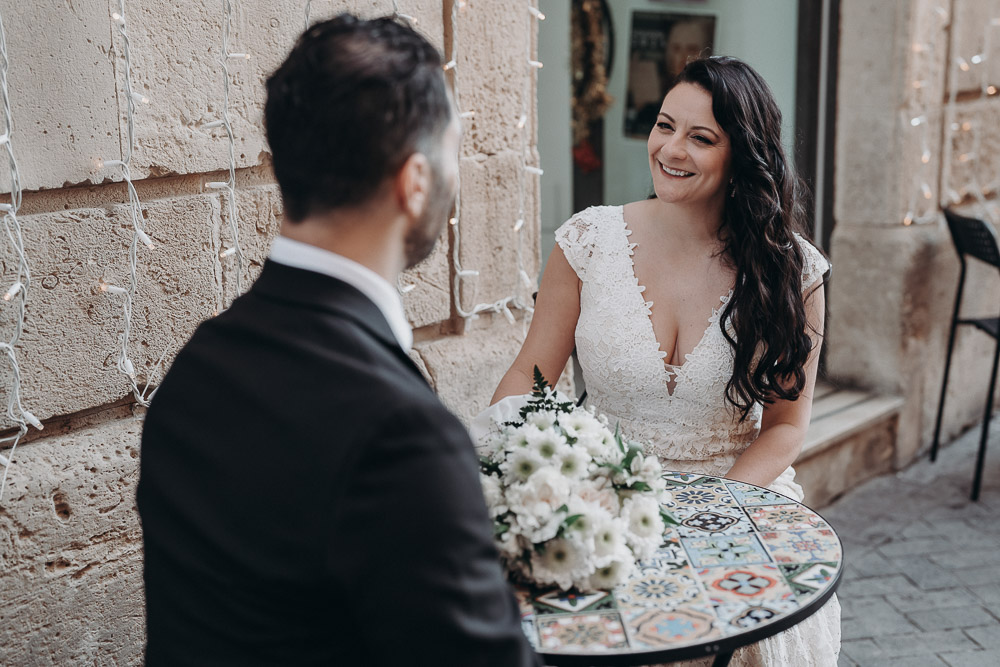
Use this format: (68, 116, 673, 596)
(624, 12, 716, 139)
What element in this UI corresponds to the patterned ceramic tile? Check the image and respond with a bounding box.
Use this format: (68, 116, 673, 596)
(662, 472, 710, 486)
(522, 617, 540, 650)
(725, 482, 795, 507)
(622, 606, 720, 648)
(671, 483, 739, 510)
(682, 534, 772, 568)
(614, 568, 705, 611)
(538, 612, 628, 651)
(779, 562, 839, 599)
(533, 589, 615, 615)
(697, 564, 796, 607)
(645, 536, 690, 570)
(674, 506, 756, 538)
(714, 599, 800, 634)
(514, 587, 535, 618)
(760, 529, 841, 563)
(747, 504, 830, 531)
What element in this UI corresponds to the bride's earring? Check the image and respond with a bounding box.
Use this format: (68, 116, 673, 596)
(729, 177, 735, 199)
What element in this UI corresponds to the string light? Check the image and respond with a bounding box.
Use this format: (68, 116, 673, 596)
(448, 1, 542, 321)
(938, 3, 1000, 222)
(203, 0, 248, 307)
(98, 1, 157, 408)
(0, 8, 35, 502)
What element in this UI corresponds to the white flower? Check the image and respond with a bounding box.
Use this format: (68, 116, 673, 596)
(530, 537, 593, 590)
(588, 555, 634, 590)
(591, 515, 629, 561)
(526, 409, 557, 430)
(558, 445, 592, 479)
(502, 424, 535, 452)
(506, 466, 571, 522)
(559, 410, 603, 440)
(575, 477, 621, 516)
(479, 473, 507, 518)
(526, 426, 568, 460)
(638, 455, 665, 485)
(502, 448, 545, 482)
(561, 497, 611, 543)
(621, 495, 666, 560)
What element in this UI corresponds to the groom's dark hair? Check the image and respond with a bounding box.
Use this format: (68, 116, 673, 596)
(265, 14, 452, 222)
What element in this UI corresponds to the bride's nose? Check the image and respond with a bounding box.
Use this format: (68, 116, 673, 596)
(660, 133, 687, 160)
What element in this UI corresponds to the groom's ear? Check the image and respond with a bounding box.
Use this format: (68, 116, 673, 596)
(396, 152, 431, 222)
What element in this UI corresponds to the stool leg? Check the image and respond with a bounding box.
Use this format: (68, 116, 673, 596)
(972, 334, 1000, 501)
(712, 651, 734, 667)
(933, 266, 966, 462)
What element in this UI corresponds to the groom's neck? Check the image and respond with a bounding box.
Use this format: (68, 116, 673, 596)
(278, 200, 406, 283)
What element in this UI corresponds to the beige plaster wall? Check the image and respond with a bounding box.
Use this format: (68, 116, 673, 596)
(829, 0, 1000, 466)
(0, 1, 542, 662)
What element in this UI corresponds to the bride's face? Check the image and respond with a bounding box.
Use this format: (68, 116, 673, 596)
(647, 83, 732, 210)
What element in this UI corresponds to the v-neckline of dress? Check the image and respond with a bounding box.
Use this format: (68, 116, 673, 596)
(618, 206, 733, 396)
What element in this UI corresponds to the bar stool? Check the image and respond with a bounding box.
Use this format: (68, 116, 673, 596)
(931, 209, 1000, 501)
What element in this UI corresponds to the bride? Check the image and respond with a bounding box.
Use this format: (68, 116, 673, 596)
(488, 56, 840, 666)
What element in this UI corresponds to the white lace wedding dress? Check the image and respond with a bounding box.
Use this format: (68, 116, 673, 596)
(554, 205, 841, 667)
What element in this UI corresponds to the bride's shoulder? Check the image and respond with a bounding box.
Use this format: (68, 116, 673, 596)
(792, 232, 831, 292)
(555, 205, 622, 241)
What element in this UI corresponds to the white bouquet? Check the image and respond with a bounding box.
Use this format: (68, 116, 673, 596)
(477, 368, 675, 591)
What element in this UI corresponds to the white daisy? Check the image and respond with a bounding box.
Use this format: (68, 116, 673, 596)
(530, 537, 593, 591)
(621, 495, 666, 559)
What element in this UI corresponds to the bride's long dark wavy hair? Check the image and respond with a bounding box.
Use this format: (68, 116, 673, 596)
(670, 56, 821, 420)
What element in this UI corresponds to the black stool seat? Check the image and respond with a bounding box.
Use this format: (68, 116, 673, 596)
(963, 317, 999, 338)
(932, 209, 1000, 501)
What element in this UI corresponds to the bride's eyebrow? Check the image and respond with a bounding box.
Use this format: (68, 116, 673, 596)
(658, 112, 721, 139)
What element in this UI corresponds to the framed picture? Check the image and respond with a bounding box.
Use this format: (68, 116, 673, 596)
(624, 12, 716, 138)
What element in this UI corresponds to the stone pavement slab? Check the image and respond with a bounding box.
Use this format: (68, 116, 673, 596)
(826, 418, 1000, 667)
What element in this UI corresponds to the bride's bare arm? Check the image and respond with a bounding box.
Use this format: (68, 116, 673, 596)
(490, 244, 582, 405)
(725, 284, 826, 488)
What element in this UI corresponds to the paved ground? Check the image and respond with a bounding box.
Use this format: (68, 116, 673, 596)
(823, 418, 1000, 667)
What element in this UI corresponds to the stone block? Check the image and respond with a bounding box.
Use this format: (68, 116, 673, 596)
(414, 321, 530, 425)
(400, 230, 452, 328)
(453, 0, 533, 158)
(795, 412, 896, 508)
(94, 1, 443, 183)
(0, 0, 121, 192)
(950, 0, 1000, 96)
(0, 417, 144, 666)
(834, 0, 911, 226)
(220, 184, 282, 303)
(943, 99, 1000, 204)
(0, 194, 221, 428)
(454, 152, 540, 318)
(825, 218, 998, 465)
(905, 0, 949, 112)
(906, 605, 996, 632)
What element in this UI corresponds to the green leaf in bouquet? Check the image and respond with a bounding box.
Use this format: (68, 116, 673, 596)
(613, 423, 626, 454)
(660, 508, 679, 526)
(532, 365, 550, 396)
(479, 456, 501, 475)
(494, 521, 511, 537)
(629, 481, 653, 492)
(596, 461, 625, 475)
(562, 514, 584, 529)
(622, 443, 643, 470)
(555, 504, 570, 514)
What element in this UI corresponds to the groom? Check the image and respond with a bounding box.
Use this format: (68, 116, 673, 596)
(137, 14, 539, 666)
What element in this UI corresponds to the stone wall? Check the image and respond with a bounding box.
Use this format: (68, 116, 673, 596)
(0, 1, 541, 663)
(829, 0, 1000, 466)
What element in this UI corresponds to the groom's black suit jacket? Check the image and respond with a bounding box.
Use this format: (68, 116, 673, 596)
(137, 260, 539, 666)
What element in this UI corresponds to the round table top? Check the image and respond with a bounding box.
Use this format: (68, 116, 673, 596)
(516, 472, 843, 665)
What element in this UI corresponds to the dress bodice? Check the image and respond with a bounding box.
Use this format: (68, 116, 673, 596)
(555, 206, 831, 481)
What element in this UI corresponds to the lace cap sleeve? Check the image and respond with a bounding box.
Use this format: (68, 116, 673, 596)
(554, 211, 600, 281)
(795, 233, 831, 293)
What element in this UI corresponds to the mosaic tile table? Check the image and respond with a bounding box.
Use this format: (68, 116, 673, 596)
(515, 472, 842, 666)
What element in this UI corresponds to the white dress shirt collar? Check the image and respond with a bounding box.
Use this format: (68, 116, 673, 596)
(267, 236, 413, 352)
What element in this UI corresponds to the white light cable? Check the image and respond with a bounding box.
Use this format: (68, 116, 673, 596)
(0, 9, 36, 501)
